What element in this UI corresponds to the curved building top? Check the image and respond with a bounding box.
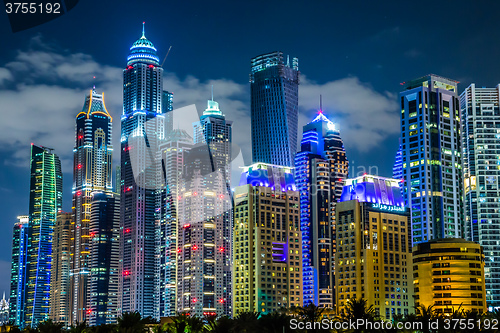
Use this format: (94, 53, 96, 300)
(127, 22, 160, 66)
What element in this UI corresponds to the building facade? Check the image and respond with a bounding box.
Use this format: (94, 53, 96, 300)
(295, 111, 348, 307)
(399, 75, 463, 244)
(250, 51, 299, 167)
(72, 88, 113, 323)
(88, 192, 120, 326)
(158, 129, 193, 317)
(336, 175, 413, 320)
(25, 144, 63, 327)
(413, 238, 486, 314)
(9, 215, 29, 327)
(460, 84, 500, 309)
(120, 24, 165, 319)
(233, 163, 302, 315)
(50, 212, 73, 326)
(176, 98, 233, 317)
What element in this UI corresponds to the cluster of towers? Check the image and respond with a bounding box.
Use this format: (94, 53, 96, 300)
(8, 25, 500, 329)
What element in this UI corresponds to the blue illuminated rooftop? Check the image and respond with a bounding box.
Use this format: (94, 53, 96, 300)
(239, 163, 296, 192)
(127, 22, 160, 66)
(339, 174, 405, 207)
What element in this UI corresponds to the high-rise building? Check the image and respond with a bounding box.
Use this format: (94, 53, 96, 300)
(460, 84, 500, 309)
(295, 111, 348, 306)
(413, 238, 486, 314)
(71, 88, 113, 323)
(233, 163, 302, 315)
(335, 175, 413, 320)
(25, 144, 62, 328)
(399, 75, 463, 244)
(88, 192, 120, 326)
(177, 98, 233, 316)
(9, 215, 29, 327)
(158, 129, 193, 317)
(250, 51, 299, 167)
(50, 212, 73, 326)
(120, 24, 165, 319)
(162, 90, 174, 138)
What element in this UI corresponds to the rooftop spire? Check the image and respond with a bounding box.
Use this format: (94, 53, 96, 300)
(319, 94, 323, 113)
(211, 85, 214, 101)
(142, 21, 145, 38)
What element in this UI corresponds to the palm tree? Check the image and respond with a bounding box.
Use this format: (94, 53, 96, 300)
(231, 312, 260, 333)
(164, 313, 190, 333)
(68, 321, 89, 333)
(204, 315, 233, 333)
(414, 304, 438, 333)
(117, 311, 148, 333)
(258, 311, 294, 333)
(36, 319, 65, 333)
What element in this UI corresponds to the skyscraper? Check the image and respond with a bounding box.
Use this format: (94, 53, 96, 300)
(120, 23, 164, 319)
(9, 215, 29, 327)
(177, 98, 232, 317)
(50, 212, 73, 326)
(158, 129, 193, 317)
(399, 75, 463, 244)
(25, 144, 62, 328)
(72, 88, 113, 323)
(88, 192, 120, 326)
(233, 163, 302, 315)
(460, 83, 500, 309)
(295, 111, 348, 306)
(250, 51, 299, 167)
(336, 175, 413, 320)
(162, 90, 174, 138)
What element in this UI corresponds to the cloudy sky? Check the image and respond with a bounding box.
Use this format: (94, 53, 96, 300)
(1, 0, 500, 294)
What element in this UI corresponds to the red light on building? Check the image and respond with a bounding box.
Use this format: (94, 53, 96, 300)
(193, 192, 198, 196)
(77, 164, 82, 169)
(125, 228, 131, 233)
(219, 194, 224, 199)
(78, 135, 83, 139)
(127, 65, 133, 70)
(177, 248, 182, 253)
(77, 191, 82, 196)
(192, 298, 197, 303)
(148, 65, 154, 68)
(219, 298, 224, 304)
(87, 309, 92, 314)
(183, 224, 191, 228)
(219, 247, 224, 252)
(123, 270, 130, 276)
(192, 245, 198, 251)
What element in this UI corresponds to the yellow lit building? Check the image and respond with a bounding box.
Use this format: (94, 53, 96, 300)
(233, 163, 302, 315)
(335, 175, 414, 320)
(413, 238, 486, 314)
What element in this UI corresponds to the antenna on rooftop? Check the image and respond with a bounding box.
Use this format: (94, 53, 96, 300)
(211, 85, 214, 101)
(320, 94, 323, 112)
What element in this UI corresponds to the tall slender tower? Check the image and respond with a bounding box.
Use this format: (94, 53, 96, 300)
(177, 98, 233, 316)
(158, 129, 193, 317)
(120, 23, 164, 319)
(50, 212, 73, 326)
(25, 144, 62, 328)
(295, 111, 348, 307)
(72, 88, 113, 323)
(250, 51, 299, 167)
(399, 75, 463, 244)
(460, 83, 500, 309)
(9, 215, 29, 327)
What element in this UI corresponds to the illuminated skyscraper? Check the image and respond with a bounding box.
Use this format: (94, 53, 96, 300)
(158, 129, 193, 317)
(162, 90, 174, 138)
(25, 144, 62, 328)
(460, 83, 500, 309)
(71, 88, 113, 323)
(50, 212, 73, 326)
(120, 23, 164, 319)
(233, 163, 302, 315)
(177, 98, 232, 317)
(88, 192, 120, 326)
(9, 215, 29, 327)
(295, 111, 348, 306)
(399, 75, 463, 244)
(336, 175, 413, 320)
(250, 51, 299, 167)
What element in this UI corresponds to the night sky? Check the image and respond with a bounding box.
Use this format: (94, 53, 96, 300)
(1, 0, 500, 295)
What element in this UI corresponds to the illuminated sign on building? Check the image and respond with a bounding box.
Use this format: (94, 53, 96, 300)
(371, 203, 405, 213)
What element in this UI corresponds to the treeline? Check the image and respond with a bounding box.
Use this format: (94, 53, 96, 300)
(2, 299, 500, 333)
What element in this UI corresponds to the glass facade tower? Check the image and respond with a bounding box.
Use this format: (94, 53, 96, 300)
(72, 88, 113, 324)
(250, 51, 299, 167)
(9, 215, 29, 327)
(460, 83, 500, 309)
(120, 24, 164, 319)
(25, 144, 63, 328)
(399, 75, 463, 244)
(295, 112, 348, 306)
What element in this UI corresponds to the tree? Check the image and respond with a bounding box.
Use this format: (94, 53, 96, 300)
(231, 312, 260, 333)
(36, 319, 65, 333)
(117, 312, 148, 333)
